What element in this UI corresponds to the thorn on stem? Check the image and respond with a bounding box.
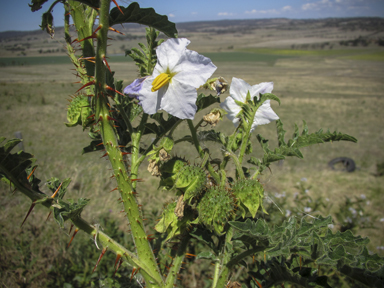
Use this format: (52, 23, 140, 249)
(76, 80, 95, 93)
(105, 85, 124, 96)
(69, 223, 74, 235)
(111, 0, 124, 15)
(108, 26, 124, 35)
(46, 211, 52, 221)
(27, 166, 37, 180)
(113, 258, 123, 277)
(21, 201, 36, 227)
(93, 247, 108, 272)
(51, 182, 63, 198)
(114, 254, 122, 268)
(67, 228, 79, 248)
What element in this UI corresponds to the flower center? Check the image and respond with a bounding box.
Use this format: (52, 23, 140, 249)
(151, 73, 171, 92)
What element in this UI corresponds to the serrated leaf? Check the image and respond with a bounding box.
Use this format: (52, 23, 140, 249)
(109, 2, 177, 38)
(251, 120, 357, 173)
(249, 258, 332, 288)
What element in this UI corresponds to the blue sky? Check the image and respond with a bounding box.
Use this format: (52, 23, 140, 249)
(1, 0, 383, 32)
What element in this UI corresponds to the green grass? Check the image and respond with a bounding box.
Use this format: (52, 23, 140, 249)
(240, 47, 384, 60)
(1, 48, 384, 287)
(341, 50, 384, 61)
(204, 51, 291, 64)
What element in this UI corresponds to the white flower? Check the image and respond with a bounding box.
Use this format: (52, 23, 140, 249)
(285, 209, 291, 217)
(220, 77, 279, 132)
(304, 207, 312, 213)
(137, 38, 217, 119)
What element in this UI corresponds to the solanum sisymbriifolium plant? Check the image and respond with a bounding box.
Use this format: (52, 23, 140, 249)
(1, 1, 384, 287)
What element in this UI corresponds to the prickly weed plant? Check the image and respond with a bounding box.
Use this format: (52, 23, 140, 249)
(1, 1, 384, 287)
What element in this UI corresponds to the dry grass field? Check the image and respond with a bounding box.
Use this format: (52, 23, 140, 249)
(0, 18, 384, 287)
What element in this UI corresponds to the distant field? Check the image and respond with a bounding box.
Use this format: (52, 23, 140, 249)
(1, 19, 384, 286)
(0, 51, 292, 67)
(1, 48, 382, 68)
(241, 47, 384, 60)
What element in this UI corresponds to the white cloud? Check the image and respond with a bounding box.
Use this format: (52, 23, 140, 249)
(302, 0, 333, 11)
(191, 12, 198, 15)
(302, 3, 318, 10)
(245, 9, 279, 15)
(218, 12, 234, 16)
(301, 0, 373, 12)
(282, 6, 293, 11)
(168, 13, 175, 17)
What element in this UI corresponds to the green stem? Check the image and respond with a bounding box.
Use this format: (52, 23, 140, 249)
(130, 113, 148, 189)
(219, 127, 240, 172)
(187, 120, 220, 183)
(214, 266, 229, 288)
(47, 0, 63, 13)
(165, 234, 191, 288)
(238, 123, 252, 167)
(94, 1, 161, 286)
(194, 118, 204, 130)
(251, 169, 260, 180)
(211, 261, 221, 288)
(226, 150, 245, 180)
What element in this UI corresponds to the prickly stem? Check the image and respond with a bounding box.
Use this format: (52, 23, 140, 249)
(94, 1, 162, 286)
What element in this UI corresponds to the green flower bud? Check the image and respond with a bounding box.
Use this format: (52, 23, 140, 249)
(232, 179, 267, 218)
(197, 186, 235, 235)
(65, 94, 93, 130)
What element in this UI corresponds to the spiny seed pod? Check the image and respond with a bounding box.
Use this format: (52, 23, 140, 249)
(174, 165, 207, 204)
(197, 186, 235, 235)
(66, 94, 93, 130)
(232, 179, 266, 218)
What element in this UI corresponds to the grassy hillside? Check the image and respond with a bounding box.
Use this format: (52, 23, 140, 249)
(0, 18, 384, 287)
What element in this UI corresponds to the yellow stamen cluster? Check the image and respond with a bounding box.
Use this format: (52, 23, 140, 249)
(151, 73, 171, 92)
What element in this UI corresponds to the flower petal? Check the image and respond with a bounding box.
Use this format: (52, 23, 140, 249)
(123, 77, 146, 98)
(251, 100, 279, 132)
(249, 82, 274, 99)
(160, 80, 198, 120)
(174, 49, 217, 88)
(137, 76, 163, 115)
(229, 77, 252, 102)
(156, 38, 190, 71)
(220, 96, 241, 127)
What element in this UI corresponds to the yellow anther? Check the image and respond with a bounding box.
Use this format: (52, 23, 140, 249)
(151, 73, 170, 92)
